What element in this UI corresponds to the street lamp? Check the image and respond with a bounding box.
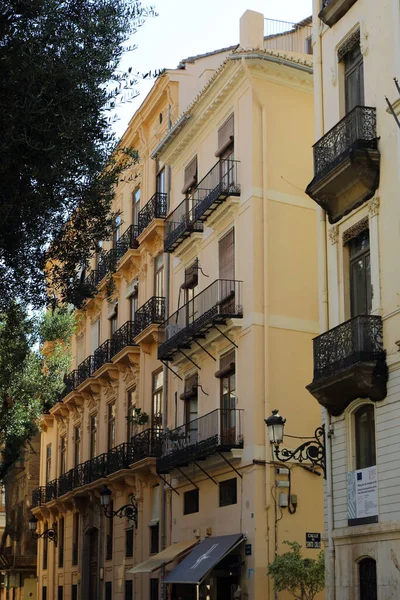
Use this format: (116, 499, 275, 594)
(265, 409, 326, 477)
(28, 515, 58, 544)
(100, 485, 138, 527)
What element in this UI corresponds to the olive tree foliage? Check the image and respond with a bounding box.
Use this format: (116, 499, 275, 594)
(267, 541, 325, 600)
(0, 0, 156, 311)
(0, 305, 76, 478)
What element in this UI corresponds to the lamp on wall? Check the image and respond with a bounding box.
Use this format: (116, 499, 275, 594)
(100, 485, 138, 528)
(28, 515, 58, 544)
(265, 409, 326, 477)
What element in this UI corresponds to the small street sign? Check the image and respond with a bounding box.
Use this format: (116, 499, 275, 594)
(306, 533, 321, 549)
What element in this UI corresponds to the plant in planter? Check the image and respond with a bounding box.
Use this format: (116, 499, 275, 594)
(126, 408, 149, 437)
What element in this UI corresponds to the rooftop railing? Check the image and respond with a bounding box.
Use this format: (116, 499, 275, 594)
(158, 279, 243, 360)
(138, 192, 168, 235)
(157, 409, 244, 473)
(264, 17, 312, 54)
(97, 248, 118, 283)
(312, 106, 378, 180)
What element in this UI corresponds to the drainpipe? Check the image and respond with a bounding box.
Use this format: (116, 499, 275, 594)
(312, 4, 335, 599)
(160, 163, 171, 600)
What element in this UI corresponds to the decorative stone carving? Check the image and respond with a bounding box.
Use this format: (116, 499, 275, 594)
(331, 66, 337, 87)
(328, 225, 339, 245)
(342, 216, 369, 245)
(368, 196, 380, 217)
(360, 20, 369, 56)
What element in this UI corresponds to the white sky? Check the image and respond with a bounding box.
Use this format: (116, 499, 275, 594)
(113, 0, 312, 137)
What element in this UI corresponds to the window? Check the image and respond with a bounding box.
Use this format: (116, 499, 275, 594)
(58, 586, 63, 600)
(156, 167, 165, 195)
(216, 114, 234, 158)
(305, 35, 313, 55)
(125, 580, 133, 600)
(71, 585, 78, 600)
(42, 587, 47, 600)
(152, 370, 163, 432)
(91, 319, 100, 353)
(127, 388, 137, 442)
(217, 350, 236, 444)
(109, 302, 118, 336)
(108, 403, 116, 450)
(154, 254, 164, 298)
(125, 527, 134, 558)
(74, 426, 81, 468)
(113, 215, 121, 248)
(106, 503, 113, 560)
(184, 489, 199, 515)
(344, 41, 364, 114)
(43, 522, 48, 569)
(150, 523, 159, 554)
(183, 260, 199, 324)
(355, 404, 376, 470)
(58, 517, 64, 568)
(150, 579, 159, 600)
(105, 582, 112, 600)
(349, 229, 371, 317)
(60, 436, 66, 475)
(182, 373, 198, 444)
(72, 513, 79, 565)
(129, 285, 138, 322)
(90, 415, 97, 460)
(219, 478, 237, 507)
(182, 156, 197, 195)
(359, 557, 377, 600)
(46, 445, 51, 483)
(132, 188, 141, 227)
(219, 229, 235, 280)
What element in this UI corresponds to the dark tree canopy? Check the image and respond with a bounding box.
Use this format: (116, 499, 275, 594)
(0, 0, 154, 310)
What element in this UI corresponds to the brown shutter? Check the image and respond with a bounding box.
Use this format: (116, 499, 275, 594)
(215, 350, 235, 378)
(181, 156, 198, 194)
(181, 259, 199, 290)
(215, 114, 234, 157)
(180, 373, 198, 400)
(219, 229, 235, 280)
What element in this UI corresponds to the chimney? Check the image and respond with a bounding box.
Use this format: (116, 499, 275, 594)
(239, 10, 264, 50)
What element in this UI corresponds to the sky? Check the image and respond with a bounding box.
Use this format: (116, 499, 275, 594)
(113, 0, 312, 137)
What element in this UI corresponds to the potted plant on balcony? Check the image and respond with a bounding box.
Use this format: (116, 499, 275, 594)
(126, 408, 149, 437)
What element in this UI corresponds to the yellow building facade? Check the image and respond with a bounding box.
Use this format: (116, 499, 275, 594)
(32, 11, 323, 600)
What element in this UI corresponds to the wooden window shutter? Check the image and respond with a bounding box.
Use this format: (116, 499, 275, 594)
(180, 373, 198, 400)
(181, 156, 198, 194)
(219, 229, 235, 280)
(216, 114, 234, 157)
(182, 259, 199, 290)
(215, 350, 235, 378)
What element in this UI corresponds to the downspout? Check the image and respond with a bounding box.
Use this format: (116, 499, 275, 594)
(160, 163, 171, 600)
(312, 4, 335, 599)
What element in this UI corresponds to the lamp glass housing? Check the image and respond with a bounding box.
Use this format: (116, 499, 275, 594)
(100, 486, 112, 507)
(28, 516, 38, 532)
(265, 410, 286, 445)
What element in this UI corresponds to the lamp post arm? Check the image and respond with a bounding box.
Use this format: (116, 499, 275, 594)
(272, 426, 326, 478)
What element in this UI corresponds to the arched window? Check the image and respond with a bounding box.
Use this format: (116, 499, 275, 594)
(355, 404, 376, 470)
(359, 557, 377, 600)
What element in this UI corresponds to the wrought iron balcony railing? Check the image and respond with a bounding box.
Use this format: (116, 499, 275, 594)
(93, 339, 113, 372)
(158, 279, 243, 361)
(135, 297, 166, 337)
(138, 192, 168, 235)
(312, 106, 378, 181)
(311, 315, 384, 381)
(32, 486, 47, 508)
(157, 409, 244, 473)
(32, 430, 162, 505)
(307, 315, 387, 415)
(116, 224, 139, 260)
(60, 370, 78, 399)
(76, 355, 95, 387)
(164, 159, 240, 253)
(110, 321, 138, 357)
(97, 248, 118, 283)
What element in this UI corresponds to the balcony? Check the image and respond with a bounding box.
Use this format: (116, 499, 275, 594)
(97, 248, 118, 284)
(307, 315, 387, 416)
(76, 355, 95, 388)
(138, 192, 168, 234)
(156, 409, 244, 474)
(60, 370, 78, 400)
(110, 320, 138, 360)
(115, 224, 140, 277)
(164, 159, 240, 253)
(319, 0, 358, 27)
(93, 339, 113, 373)
(134, 296, 166, 345)
(306, 106, 380, 223)
(31, 429, 162, 505)
(158, 279, 243, 361)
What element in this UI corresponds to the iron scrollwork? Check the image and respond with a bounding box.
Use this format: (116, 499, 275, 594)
(103, 494, 138, 528)
(272, 426, 326, 477)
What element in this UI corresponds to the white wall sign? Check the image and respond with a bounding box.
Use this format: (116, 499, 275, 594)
(347, 465, 378, 526)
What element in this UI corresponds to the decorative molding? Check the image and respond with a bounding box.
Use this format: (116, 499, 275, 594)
(368, 196, 380, 217)
(360, 20, 369, 56)
(342, 216, 369, 245)
(328, 225, 339, 245)
(331, 65, 337, 87)
(337, 28, 360, 62)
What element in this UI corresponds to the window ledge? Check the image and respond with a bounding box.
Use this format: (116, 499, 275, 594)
(319, 0, 358, 27)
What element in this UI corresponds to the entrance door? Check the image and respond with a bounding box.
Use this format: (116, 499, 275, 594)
(88, 529, 98, 600)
